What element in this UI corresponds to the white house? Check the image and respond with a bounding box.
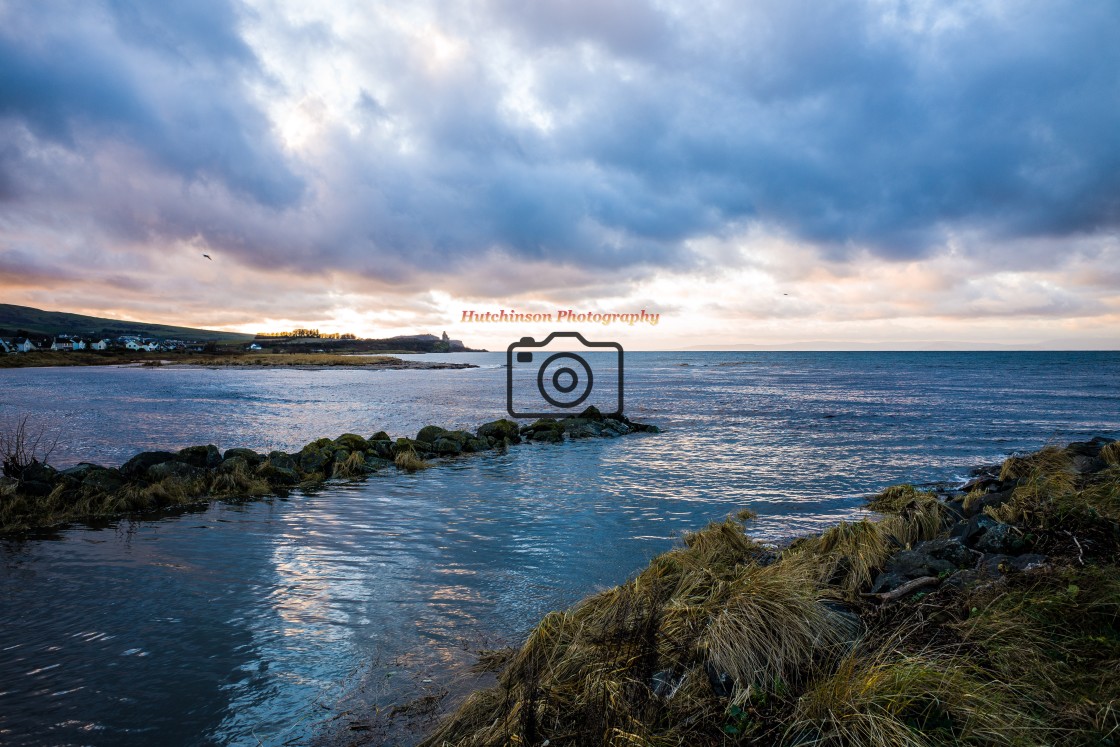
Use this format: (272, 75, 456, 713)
(14, 339, 36, 353)
(0, 339, 10, 353)
(72, 339, 87, 351)
(248, 343, 262, 350)
(125, 340, 146, 351)
(90, 339, 110, 351)
(51, 338, 72, 351)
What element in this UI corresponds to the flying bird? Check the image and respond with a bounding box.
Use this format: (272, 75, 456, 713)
(202, 254, 212, 260)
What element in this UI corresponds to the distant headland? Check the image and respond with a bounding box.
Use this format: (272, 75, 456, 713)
(0, 304, 484, 367)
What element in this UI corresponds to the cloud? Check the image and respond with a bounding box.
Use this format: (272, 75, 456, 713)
(0, 0, 1117, 342)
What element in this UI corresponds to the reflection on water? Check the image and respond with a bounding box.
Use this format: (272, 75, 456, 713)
(1, 352, 1119, 745)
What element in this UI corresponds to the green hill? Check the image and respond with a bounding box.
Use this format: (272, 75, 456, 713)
(0, 304, 253, 343)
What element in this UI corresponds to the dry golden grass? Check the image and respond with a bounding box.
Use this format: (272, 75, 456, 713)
(173, 353, 401, 367)
(789, 519, 896, 596)
(332, 450, 369, 478)
(955, 565, 1120, 741)
(395, 449, 433, 472)
(1100, 441, 1120, 467)
(787, 646, 1037, 747)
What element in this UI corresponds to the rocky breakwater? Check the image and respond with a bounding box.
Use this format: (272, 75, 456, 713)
(0, 406, 659, 532)
(421, 437, 1120, 747)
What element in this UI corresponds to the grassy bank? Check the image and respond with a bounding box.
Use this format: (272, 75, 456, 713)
(0, 408, 657, 532)
(421, 438, 1120, 747)
(0, 351, 153, 367)
(0, 351, 478, 369)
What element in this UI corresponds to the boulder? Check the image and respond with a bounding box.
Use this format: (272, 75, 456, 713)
(299, 445, 330, 473)
(979, 553, 1048, 576)
(18, 480, 53, 497)
(416, 425, 448, 444)
(21, 461, 58, 484)
(882, 549, 955, 580)
(577, 405, 605, 421)
(121, 451, 178, 478)
(913, 537, 972, 568)
(60, 462, 105, 480)
(974, 522, 1029, 555)
(223, 448, 265, 466)
(217, 456, 249, 474)
(369, 430, 391, 442)
(476, 419, 520, 444)
(149, 461, 206, 482)
(334, 433, 369, 452)
(391, 438, 430, 456)
(256, 463, 298, 485)
(368, 439, 394, 459)
(363, 456, 394, 472)
(81, 467, 125, 493)
(431, 437, 462, 455)
(963, 488, 1013, 518)
(559, 418, 603, 439)
(951, 513, 999, 547)
(267, 451, 298, 471)
(176, 445, 222, 469)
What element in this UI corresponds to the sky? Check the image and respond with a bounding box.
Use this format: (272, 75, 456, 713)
(0, 0, 1118, 351)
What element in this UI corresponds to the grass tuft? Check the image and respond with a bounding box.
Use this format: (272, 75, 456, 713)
(395, 448, 432, 472)
(787, 646, 1037, 747)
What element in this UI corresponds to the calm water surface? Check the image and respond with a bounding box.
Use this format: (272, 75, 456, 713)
(1, 352, 1118, 745)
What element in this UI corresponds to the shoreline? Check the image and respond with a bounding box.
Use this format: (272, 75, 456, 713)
(0, 351, 478, 370)
(413, 437, 1120, 747)
(0, 407, 657, 533)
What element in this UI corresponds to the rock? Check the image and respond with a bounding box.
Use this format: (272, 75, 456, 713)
(267, 451, 298, 470)
(704, 662, 734, 697)
(334, 433, 369, 452)
(979, 553, 1048, 576)
(391, 438, 430, 456)
(299, 446, 330, 473)
(177, 445, 222, 469)
(369, 430, 391, 442)
(257, 463, 298, 485)
(577, 405, 605, 421)
(476, 419, 520, 444)
(363, 457, 393, 472)
(559, 418, 603, 439)
(963, 488, 1013, 518)
(604, 419, 631, 435)
(882, 549, 955, 580)
(974, 522, 1029, 554)
(463, 437, 490, 453)
(368, 439, 394, 459)
(1069, 453, 1105, 475)
(19, 480, 53, 497)
(652, 669, 683, 699)
(121, 451, 178, 478)
(21, 461, 58, 483)
(522, 419, 565, 442)
(149, 461, 206, 481)
(60, 462, 104, 480)
(913, 537, 972, 567)
(870, 572, 910, 595)
(960, 475, 1004, 493)
(1066, 438, 1111, 458)
(431, 437, 462, 455)
(223, 448, 264, 466)
(217, 456, 249, 474)
(951, 514, 999, 547)
(416, 425, 448, 444)
(81, 468, 125, 493)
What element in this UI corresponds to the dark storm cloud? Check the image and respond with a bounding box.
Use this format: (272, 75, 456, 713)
(0, 0, 1118, 291)
(0, 0, 302, 208)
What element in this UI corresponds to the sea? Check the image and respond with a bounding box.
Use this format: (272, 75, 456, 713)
(1, 351, 1118, 746)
